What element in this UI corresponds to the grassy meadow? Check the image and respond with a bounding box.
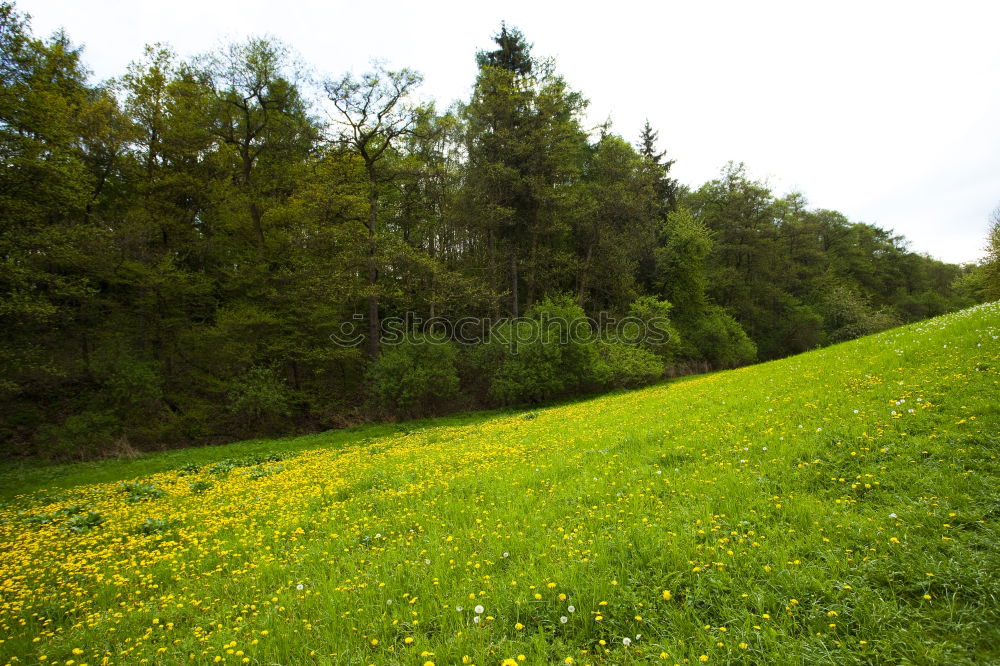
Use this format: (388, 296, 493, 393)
(2, 302, 999, 665)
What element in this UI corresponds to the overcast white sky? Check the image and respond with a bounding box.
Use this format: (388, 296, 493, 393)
(17, 0, 1000, 263)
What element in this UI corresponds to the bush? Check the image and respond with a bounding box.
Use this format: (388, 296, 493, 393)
(105, 359, 163, 418)
(34, 410, 122, 460)
(821, 286, 899, 343)
(625, 296, 682, 362)
(593, 341, 664, 389)
(688, 305, 757, 368)
(367, 333, 460, 417)
(484, 296, 599, 405)
(227, 366, 293, 431)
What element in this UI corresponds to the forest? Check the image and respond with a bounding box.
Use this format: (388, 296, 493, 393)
(0, 4, 990, 458)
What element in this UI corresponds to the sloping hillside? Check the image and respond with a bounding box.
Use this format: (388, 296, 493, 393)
(2, 303, 999, 665)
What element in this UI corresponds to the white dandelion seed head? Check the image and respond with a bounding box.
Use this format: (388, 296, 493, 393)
(622, 637, 631, 646)
(296, 584, 304, 591)
(474, 605, 484, 614)
(456, 605, 463, 612)
(473, 615, 481, 624)
(560, 616, 568, 623)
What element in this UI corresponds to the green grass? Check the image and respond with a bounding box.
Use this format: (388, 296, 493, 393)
(1, 302, 999, 665)
(0, 407, 527, 502)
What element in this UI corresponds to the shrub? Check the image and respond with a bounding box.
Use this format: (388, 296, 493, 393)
(227, 366, 293, 431)
(820, 286, 899, 343)
(104, 359, 163, 418)
(688, 305, 757, 368)
(625, 296, 682, 362)
(34, 410, 121, 460)
(367, 333, 460, 417)
(484, 296, 599, 405)
(593, 341, 664, 389)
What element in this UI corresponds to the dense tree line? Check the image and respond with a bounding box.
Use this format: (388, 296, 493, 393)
(0, 8, 985, 458)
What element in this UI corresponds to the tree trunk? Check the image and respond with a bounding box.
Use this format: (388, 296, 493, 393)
(367, 183, 380, 359)
(250, 201, 265, 251)
(510, 250, 519, 317)
(527, 232, 538, 308)
(428, 229, 436, 319)
(241, 148, 265, 251)
(488, 230, 497, 312)
(577, 242, 594, 306)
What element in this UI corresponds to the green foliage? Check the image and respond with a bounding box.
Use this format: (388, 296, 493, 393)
(625, 295, 682, 362)
(207, 460, 236, 475)
(366, 334, 460, 417)
(687, 305, 758, 368)
(592, 341, 664, 389)
(63, 511, 104, 533)
(681, 164, 977, 360)
(247, 465, 283, 480)
(207, 453, 285, 476)
(953, 267, 988, 304)
(484, 296, 599, 404)
(656, 207, 711, 320)
(4, 304, 1000, 663)
(35, 411, 122, 460)
(188, 480, 213, 494)
(104, 359, 163, 416)
(136, 518, 175, 535)
(820, 285, 900, 343)
(982, 206, 1000, 301)
(0, 12, 978, 459)
(227, 367, 293, 430)
(21, 511, 55, 527)
(118, 481, 166, 503)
